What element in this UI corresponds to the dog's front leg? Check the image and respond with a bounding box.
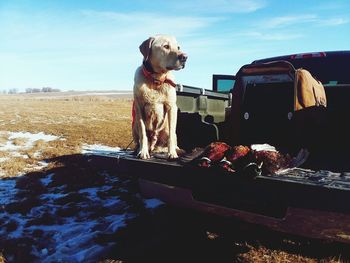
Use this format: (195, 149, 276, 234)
(167, 103, 178, 159)
(135, 103, 150, 159)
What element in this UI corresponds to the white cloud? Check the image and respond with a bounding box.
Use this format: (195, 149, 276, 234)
(80, 10, 223, 38)
(317, 17, 349, 26)
(259, 14, 349, 29)
(262, 14, 317, 29)
(173, 0, 266, 13)
(242, 31, 303, 41)
(232, 0, 267, 12)
(0, 9, 222, 51)
(243, 13, 349, 43)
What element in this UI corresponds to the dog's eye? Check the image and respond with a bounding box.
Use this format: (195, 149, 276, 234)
(178, 46, 180, 50)
(163, 45, 170, 49)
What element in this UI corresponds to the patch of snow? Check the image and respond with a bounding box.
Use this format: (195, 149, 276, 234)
(11, 152, 28, 158)
(40, 192, 67, 200)
(36, 221, 105, 262)
(8, 131, 59, 142)
(22, 161, 49, 174)
(144, 198, 164, 209)
(0, 131, 60, 153)
(0, 168, 161, 262)
(104, 214, 129, 232)
(0, 179, 17, 205)
(78, 185, 113, 200)
(37, 160, 49, 167)
(40, 173, 54, 186)
(81, 144, 121, 154)
(81, 143, 134, 157)
(0, 157, 9, 162)
(41, 248, 48, 256)
(0, 131, 60, 176)
(33, 151, 42, 158)
(6, 215, 29, 239)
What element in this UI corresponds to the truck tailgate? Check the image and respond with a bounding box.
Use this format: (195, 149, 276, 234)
(90, 151, 350, 244)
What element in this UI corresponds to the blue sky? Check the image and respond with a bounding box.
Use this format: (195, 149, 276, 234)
(0, 0, 349, 91)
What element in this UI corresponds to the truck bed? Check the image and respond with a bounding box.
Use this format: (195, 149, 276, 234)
(90, 150, 350, 244)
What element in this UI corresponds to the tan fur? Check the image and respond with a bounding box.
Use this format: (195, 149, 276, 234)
(133, 35, 187, 159)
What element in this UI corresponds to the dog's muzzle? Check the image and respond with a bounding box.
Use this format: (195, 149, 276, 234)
(178, 53, 188, 69)
(166, 53, 188, 70)
(178, 53, 188, 63)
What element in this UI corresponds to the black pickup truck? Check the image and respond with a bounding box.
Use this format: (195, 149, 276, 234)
(95, 51, 350, 244)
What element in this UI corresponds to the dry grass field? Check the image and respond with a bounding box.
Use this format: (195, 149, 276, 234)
(0, 92, 349, 262)
(0, 93, 133, 177)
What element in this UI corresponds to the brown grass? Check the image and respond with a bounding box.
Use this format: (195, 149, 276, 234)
(0, 95, 133, 147)
(0, 156, 34, 177)
(0, 135, 9, 145)
(0, 151, 9, 158)
(0, 93, 133, 177)
(238, 244, 341, 263)
(11, 137, 28, 146)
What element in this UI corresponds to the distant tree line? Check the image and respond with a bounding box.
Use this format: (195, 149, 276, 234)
(26, 87, 61, 93)
(1, 88, 18, 94)
(1, 87, 62, 94)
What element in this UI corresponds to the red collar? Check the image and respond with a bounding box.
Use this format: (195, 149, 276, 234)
(142, 65, 177, 88)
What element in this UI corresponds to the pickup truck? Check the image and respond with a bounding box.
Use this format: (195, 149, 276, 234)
(94, 51, 350, 244)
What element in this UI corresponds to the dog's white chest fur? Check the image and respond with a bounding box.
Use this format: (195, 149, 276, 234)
(139, 84, 172, 132)
(141, 84, 169, 105)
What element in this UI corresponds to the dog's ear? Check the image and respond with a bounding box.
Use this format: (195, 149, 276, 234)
(139, 37, 155, 61)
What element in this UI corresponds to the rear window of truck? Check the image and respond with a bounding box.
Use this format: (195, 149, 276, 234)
(252, 51, 350, 84)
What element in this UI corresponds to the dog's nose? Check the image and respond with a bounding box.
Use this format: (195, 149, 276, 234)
(178, 53, 188, 62)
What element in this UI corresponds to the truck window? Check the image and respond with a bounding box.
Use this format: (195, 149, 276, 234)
(252, 51, 350, 84)
(213, 74, 235, 93)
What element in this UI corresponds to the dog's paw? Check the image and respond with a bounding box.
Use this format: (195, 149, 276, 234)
(168, 151, 178, 160)
(138, 149, 150, 159)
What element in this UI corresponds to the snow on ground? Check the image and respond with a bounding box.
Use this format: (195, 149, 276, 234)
(81, 144, 122, 155)
(0, 131, 61, 178)
(0, 157, 10, 162)
(0, 131, 60, 162)
(0, 131, 164, 262)
(0, 167, 163, 262)
(81, 143, 134, 157)
(0, 131, 59, 152)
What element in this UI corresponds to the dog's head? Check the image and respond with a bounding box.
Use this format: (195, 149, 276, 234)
(139, 35, 187, 73)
